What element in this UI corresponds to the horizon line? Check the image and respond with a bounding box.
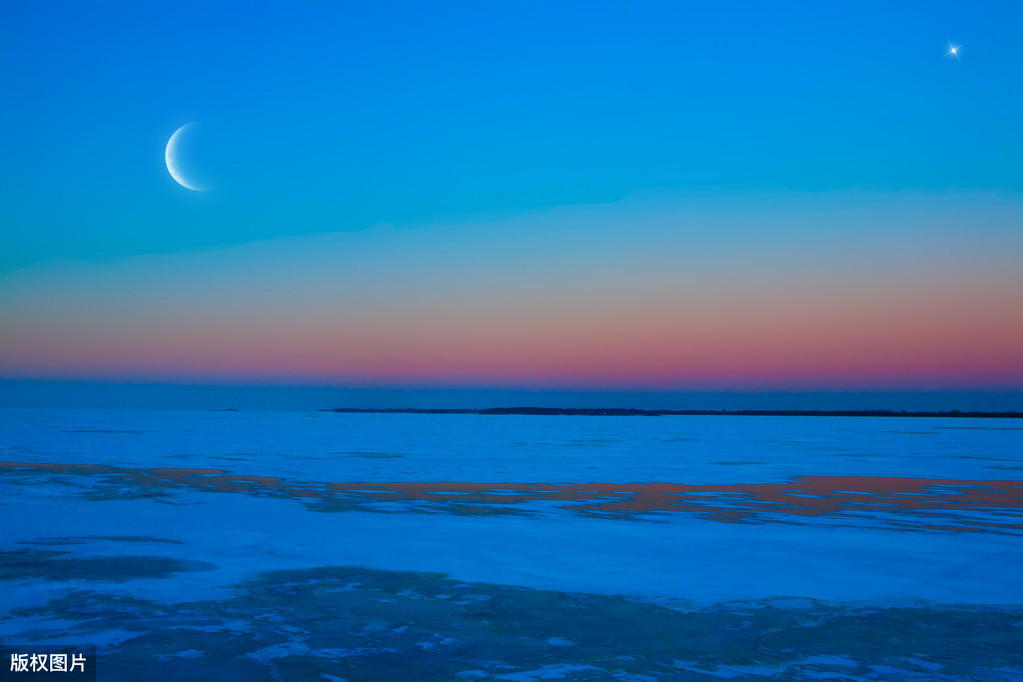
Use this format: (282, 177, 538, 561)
(320, 407, 1023, 418)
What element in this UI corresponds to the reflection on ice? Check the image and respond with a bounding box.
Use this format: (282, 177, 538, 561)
(2, 460, 1020, 535)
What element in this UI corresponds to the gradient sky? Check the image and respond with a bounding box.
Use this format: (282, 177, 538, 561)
(2, 1, 1022, 406)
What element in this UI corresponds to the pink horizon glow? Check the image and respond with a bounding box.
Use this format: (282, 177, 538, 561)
(2, 191, 1022, 390)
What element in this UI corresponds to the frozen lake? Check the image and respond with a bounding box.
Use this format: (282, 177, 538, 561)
(1, 408, 1021, 680)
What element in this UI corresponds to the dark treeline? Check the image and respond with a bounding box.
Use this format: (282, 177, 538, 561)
(322, 407, 1023, 418)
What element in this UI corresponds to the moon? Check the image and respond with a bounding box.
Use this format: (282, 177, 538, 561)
(165, 123, 206, 191)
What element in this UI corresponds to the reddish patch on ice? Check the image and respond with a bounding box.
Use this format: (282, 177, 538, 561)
(2, 461, 1021, 533)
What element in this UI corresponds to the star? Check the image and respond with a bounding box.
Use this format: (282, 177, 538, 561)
(946, 42, 963, 61)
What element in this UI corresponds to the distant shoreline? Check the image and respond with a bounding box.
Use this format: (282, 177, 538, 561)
(321, 407, 1023, 418)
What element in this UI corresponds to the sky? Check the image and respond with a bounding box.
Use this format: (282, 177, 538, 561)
(1, 0, 1021, 409)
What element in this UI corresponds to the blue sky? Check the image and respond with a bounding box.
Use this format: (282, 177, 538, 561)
(2, 0, 1022, 409)
(3, 0, 1020, 271)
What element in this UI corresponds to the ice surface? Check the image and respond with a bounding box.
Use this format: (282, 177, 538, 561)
(1, 408, 1021, 679)
(3, 408, 1021, 484)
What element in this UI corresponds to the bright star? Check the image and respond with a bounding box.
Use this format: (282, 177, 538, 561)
(946, 42, 962, 61)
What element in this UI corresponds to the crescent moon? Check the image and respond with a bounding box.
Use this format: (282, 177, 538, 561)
(165, 123, 206, 191)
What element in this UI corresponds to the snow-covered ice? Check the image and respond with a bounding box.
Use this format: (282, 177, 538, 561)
(1, 408, 1020, 680)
